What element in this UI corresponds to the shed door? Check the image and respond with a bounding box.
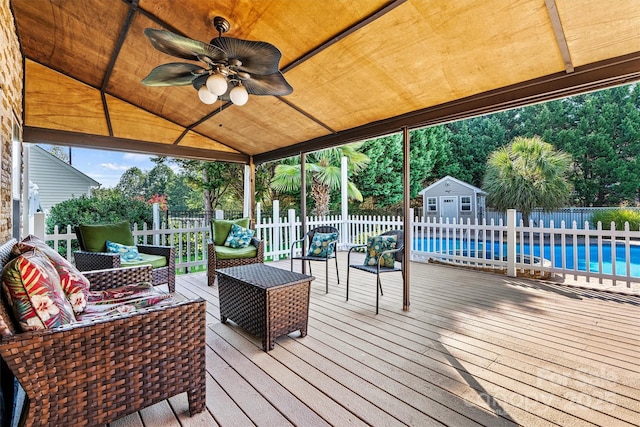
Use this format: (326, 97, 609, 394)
(439, 196, 458, 222)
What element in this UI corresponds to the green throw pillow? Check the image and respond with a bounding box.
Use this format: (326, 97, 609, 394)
(212, 218, 250, 246)
(78, 221, 134, 252)
(363, 235, 397, 268)
(306, 232, 338, 257)
(224, 223, 255, 248)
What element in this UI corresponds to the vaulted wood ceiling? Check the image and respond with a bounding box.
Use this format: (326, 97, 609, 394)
(11, 0, 640, 164)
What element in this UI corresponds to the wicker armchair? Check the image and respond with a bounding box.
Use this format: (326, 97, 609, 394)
(207, 237, 264, 286)
(74, 224, 176, 292)
(0, 239, 206, 427)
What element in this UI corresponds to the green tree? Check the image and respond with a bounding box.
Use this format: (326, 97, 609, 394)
(146, 162, 175, 198)
(115, 167, 147, 199)
(483, 136, 572, 226)
(270, 144, 370, 216)
(353, 127, 457, 208)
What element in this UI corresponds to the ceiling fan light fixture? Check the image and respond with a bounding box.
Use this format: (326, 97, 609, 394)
(230, 83, 249, 106)
(206, 73, 228, 96)
(198, 85, 218, 104)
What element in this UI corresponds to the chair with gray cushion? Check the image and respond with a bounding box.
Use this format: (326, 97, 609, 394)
(73, 220, 176, 292)
(290, 226, 340, 293)
(346, 229, 404, 314)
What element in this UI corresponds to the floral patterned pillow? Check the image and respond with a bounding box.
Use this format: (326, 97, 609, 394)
(363, 235, 397, 268)
(224, 223, 255, 249)
(306, 232, 338, 257)
(78, 282, 173, 320)
(106, 240, 143, 261)
(13, 235, 90, 314)
(1, 250, 76, 331)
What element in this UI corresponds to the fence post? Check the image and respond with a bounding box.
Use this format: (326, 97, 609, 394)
(288, 209, 296, 254)
(507, 209, 516, 277)
(215, 209, 224, 220)
(341, 156, 348, 250)
(272, 200, 280, 260)
(34, 211, 46, 240)
(152, 202, 160, 245)
(409, 208, 414, 258)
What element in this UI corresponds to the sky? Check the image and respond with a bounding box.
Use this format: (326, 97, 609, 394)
(36, 144, 156, 188)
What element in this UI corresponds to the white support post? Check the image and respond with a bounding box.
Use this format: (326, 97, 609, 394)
(341, 156, 348, 250)
(34, 211, 46, 240)
(256, 202, 262, 239)
(507, 209, 517, 277)
(272, 200, 280, 260)
(152, 202, 160, 245)
(215, 210, 224, 220)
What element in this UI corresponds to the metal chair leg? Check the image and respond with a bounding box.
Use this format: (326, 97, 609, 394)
(334, 254, 340, 284)
(325, 258, 329, 293)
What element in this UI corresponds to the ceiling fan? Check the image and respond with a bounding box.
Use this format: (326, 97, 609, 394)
(142, 16, 293, 106)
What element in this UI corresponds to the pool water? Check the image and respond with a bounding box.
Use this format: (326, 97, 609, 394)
(414, 238, 640, 278)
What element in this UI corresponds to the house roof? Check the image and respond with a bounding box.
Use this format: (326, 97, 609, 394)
(30, 145, 101, 187)
(419, 175, 487, 196)
(11, 0, 640, 164)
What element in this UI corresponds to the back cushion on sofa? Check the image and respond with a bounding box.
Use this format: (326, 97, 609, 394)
(13, 235, 90, 313)
(78, 221, 135, 252)
(1, 250, 76, 331)
(212, 218, 250, 246)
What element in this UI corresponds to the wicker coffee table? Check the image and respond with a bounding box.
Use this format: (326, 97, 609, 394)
(217, 264, 315, 351)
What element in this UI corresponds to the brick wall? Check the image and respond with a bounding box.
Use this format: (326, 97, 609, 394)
(0, 0, 24, 241)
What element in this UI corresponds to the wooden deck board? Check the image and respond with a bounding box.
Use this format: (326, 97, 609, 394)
(109, 258, 640, 427)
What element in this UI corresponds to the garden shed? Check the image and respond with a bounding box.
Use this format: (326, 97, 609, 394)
(419, 176, 486, 223)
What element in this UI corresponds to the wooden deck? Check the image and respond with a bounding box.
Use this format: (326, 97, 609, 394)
(110, 256, 640, 427)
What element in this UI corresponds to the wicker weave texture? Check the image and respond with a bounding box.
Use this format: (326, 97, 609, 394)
(217, 264, 312, 351)
(0, 299, 206, 426)
(74, 245, 176, 292)
(0, 239, 206, 426)
(207, 237, 264, 286)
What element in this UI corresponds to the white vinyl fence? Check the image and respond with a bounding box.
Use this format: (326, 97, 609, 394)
(37, 205, 640, 288)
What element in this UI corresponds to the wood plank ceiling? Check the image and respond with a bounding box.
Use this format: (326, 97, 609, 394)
(10, 0, 640, 164)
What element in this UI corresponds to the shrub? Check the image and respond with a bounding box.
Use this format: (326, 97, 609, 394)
(45, 194, 154, 256)
(590, 209, 640, 231)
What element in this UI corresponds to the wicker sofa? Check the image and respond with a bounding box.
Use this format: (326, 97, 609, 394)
(0, 238, 206, 426)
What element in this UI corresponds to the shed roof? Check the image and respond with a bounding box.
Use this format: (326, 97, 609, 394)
(419, 175, 487, 196)
(11, 0, 640, 164)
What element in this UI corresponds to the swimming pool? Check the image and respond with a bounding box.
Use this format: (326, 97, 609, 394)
(414, 237, 640, 278)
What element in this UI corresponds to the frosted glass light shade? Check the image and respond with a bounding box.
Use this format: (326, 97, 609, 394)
(198, 86, 217, 104)
(230, 85, 249, 106)
(206, 73, 228, 96)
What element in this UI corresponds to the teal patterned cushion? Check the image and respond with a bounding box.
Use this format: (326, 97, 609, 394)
(224, 223, 255, 249)
(106, 240, 142, 261)
(306, 232, 338, 257)
(363, 235, 397, 268)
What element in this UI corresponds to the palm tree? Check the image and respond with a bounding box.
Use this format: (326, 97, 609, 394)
(270, 144, 370, 216)
(483, 136, 572, 226)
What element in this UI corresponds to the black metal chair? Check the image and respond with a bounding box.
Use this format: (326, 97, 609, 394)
(290, 226, 340, 293)
(346, 230, 405, 314)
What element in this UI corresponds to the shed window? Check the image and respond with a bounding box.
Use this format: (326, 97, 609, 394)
(461, 196, 471, 211)
(427, 197, 437, 212)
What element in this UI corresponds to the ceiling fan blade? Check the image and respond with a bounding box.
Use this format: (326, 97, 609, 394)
(142, 63, 204, 86)
(242, 72, 293, 96)
(145, 28, 226, 62)
(211, 37, 282, 75)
